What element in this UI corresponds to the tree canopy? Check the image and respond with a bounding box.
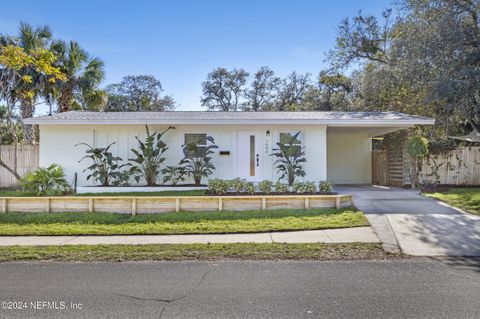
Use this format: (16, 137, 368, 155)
(200, 67, 351, 112)
(201, 68, 249, 111)
(326, 0, 480, 137)
(105, 75, 175, 112)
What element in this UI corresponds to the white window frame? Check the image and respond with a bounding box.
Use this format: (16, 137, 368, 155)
(184, 133, 208, 147)
(278, 131, 303, 146)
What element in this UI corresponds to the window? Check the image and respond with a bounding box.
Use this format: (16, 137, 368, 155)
(184, 133, 208, 156)
(185, 133, 207, 147)
(279, 131, 303, 156)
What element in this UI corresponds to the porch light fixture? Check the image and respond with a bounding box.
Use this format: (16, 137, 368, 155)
(265, 130, 271, 154)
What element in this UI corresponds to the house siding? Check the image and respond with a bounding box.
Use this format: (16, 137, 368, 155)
(327, 133, 372, 184)
(40, 124, 328, 186)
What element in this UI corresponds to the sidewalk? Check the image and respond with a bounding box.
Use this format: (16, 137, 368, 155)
(0, 227, 379, 246)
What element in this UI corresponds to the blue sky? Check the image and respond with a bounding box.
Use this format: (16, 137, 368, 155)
(2, 0, 391, 113)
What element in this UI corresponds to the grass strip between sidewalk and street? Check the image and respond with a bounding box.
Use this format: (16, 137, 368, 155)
(0, 208, 368, 236)
(0, 243, 395, 262)
(424, 188, 480, 216)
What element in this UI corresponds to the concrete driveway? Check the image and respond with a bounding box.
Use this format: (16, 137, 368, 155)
(336, 185, 480, 256)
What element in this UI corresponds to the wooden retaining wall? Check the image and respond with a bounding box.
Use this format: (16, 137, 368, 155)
(0, 194, 354, 215)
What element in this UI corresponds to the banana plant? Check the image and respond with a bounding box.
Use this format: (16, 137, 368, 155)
(129, 125, 172, 186)
(179, 136, 218, 186)
(271, 131, 306, 186)
(77, 142, 126, 186)
(161, 165, 187, 185)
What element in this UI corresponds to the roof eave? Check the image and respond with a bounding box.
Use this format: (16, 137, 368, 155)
(24, 119, 435, 126)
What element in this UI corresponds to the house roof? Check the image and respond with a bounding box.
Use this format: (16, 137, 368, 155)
(24, 111, 435, 126)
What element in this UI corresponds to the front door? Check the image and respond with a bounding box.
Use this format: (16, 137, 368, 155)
(236, 131, 264, 182)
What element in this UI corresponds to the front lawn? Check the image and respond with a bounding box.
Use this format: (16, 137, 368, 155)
(0, 243, 390, 262)
(425, 188, 480, 215)
(0, 208, 368, 236)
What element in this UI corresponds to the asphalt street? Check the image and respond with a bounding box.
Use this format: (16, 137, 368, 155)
(0, 259, 479, 318)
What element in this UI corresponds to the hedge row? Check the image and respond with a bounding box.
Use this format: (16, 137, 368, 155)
(208, 178, 333, 195)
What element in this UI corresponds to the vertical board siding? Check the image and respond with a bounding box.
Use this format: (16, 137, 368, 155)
(327, 133, 372, 184)
(0, 145, 39, 187)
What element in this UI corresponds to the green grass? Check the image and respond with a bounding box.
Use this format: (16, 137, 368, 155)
(425, 188, 480, 215)
(0, 188, 30, 197)
(0, 208, 368, 236)
(0, 188, 206, 197)
(0, 243, 391, 262)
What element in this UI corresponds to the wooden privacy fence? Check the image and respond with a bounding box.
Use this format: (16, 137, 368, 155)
(0, 194, 354, 215)
(373, 146, 480, 186)
(420, 147, 480, 185)
(0, 145, 39, 187)
(372, 150, 388, 185)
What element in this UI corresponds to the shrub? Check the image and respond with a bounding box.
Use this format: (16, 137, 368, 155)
(20, 164, 69, 195)
(179, 136, 218, 186)
(319, 181, 334, 194)
(292, 181, 317, 194)
(244, 181, 256, 194)
(406, 134, 429, 189)
(162, 166, 187, 185)
(113, 171, 132, 186)
(274, 182, 289, 193)
(428, 138, 456, 155)
(208, 178, 229, 195)
(258, 180, 273, 194)
(229, 177, 247, 193)
(271, 131, 306, 186)
(292, 182, 303, 193)
(77, 142, 126, 186)
(130, 126, 172, 186)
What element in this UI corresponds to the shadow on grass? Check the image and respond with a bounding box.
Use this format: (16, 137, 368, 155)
(0, 207, 363, 225)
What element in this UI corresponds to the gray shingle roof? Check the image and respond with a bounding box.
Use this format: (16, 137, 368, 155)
(24, 111, 434, 125)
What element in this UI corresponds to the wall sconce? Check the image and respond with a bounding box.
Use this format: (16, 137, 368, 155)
(265, 130, 271, 154)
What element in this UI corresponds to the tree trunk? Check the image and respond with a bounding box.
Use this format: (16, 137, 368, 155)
(58, 86, 74, 113)
(194, 176, 201, 186)
(20, 98, 35, 144)
(147, 176, 156, 186)
(288, 174, 295, 186)
(410, 157, 417, 189)
(0, 144, 21, 180)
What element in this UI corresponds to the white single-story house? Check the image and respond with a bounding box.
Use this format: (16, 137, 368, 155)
(25, 111, 434, 187)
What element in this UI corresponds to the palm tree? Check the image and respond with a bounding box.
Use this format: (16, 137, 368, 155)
(1, 22, 53, 143)
(53, 41, 105, 112)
